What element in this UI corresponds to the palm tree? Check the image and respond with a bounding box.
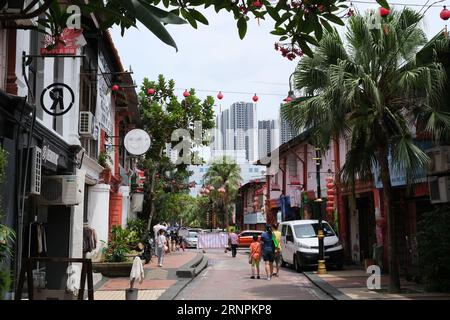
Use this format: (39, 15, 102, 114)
(282, 8, 450, 293)
(203, 157, 242, 229)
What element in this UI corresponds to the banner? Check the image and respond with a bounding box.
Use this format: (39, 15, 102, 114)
(197, 233, 229, 249)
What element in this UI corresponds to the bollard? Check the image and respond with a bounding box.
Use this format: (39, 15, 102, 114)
(126, 288, 138, 300)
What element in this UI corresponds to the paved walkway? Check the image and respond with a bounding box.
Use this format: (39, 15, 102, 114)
(176, 248, 330, 300)
(304, 267, 450, 300)
(94, 250, 198, 300)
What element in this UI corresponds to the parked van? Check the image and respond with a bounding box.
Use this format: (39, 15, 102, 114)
(280, 220, 343, 272)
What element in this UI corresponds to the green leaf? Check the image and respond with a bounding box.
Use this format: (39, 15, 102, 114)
(271, 27, 287, 36)
(162, 0, 169, 7)
(377, 0, 390, 9)
(298, 39, 314, 57)
(139, 2, 186, 25)
(275, 12, 291, 29)
(237, 17, 247, 40)
(322, 13, 345, 26)
(320, 18, 334, 33)
(190, 9, 209, 25)
(181, 8, 198, 29)
(266, 6, 280, 21)
(130, 0, 178, 51)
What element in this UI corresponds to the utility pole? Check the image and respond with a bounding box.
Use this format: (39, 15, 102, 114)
(314, 147, 327, 274)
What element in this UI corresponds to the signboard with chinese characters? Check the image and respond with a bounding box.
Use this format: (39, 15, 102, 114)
(97, 52, 113, 136)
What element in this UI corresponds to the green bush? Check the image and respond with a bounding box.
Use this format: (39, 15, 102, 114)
(417, 205, 450, 292)
(102, 226, 130, 262)
(126, 218, 146, 242)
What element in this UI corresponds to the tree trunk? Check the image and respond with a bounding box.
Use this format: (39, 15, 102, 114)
(378, 145, 401, 293)
(146, 147, 164, 233)
(224, 193, 229, 229)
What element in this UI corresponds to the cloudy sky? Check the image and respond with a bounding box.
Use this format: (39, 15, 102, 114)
(111, 0, 446, 123)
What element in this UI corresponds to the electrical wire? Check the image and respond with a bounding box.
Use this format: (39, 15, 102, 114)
(349, 0, 447, 7)
(174, 88, 287, 97)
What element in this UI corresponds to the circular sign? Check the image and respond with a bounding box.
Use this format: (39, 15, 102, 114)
(124, 129, 151, 156)
(40, 83, 75, 116)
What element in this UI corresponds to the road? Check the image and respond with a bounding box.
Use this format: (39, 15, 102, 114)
(176, 248, 331, 300)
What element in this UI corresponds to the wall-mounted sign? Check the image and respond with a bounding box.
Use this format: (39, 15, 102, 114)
(124, 129, 151, 156)
(40, 83, 75, 116)
(42, 144, 59, 171)
(40, 28, 84, 56)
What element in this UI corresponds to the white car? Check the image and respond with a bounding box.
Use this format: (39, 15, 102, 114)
(184, 231, 199, 248)
(280, 220, 344, 272)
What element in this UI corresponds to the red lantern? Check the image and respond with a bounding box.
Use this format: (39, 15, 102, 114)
(326, 182, 334, 189)
(326, 200, 334, 207)
(217, 91, 224, 100)
(112, 84, 119, 92)
(327, 189, 335, 196)
(379, 7, 390, 17)
(183, 89, 190, 98)
(327, 194, 335, 201)
(441, 6, 450, 20)
(326, 207, 334, 214)
(284, 96, 293, 103)
(147, 88, 155, 95)
(252, 94, 259, 103)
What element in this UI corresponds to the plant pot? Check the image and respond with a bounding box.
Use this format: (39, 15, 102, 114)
(100, 168, 112, 184)
(92, 262, 133, 277)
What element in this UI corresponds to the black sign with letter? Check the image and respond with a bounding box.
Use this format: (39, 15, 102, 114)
(40, 82, 75, 116)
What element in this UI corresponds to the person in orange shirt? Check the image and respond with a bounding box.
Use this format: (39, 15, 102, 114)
(249, 235, 261, 279)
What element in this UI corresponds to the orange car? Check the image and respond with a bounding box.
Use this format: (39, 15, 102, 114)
(237, 230, 263, 247)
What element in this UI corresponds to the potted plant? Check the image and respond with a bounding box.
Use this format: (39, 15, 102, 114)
(98, 150, 112, 183)
(92, 226, 133, 277)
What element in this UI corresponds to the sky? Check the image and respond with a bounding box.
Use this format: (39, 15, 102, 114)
(111, 0, 446, 123)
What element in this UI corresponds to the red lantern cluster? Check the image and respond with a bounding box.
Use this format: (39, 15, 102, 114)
(326, 176, 335, 216)
(441, 6, 450, 20)
(379, 7, 390, 17)
(111, 84, 120, 92)
(284, 96, 293, 103)
(147, 88, 155, 95)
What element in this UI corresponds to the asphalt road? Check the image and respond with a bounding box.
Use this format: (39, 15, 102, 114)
(175, 248, 331, 300)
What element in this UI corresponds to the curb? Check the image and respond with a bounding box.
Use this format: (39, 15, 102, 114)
(303, 272, 352, 300)
(159, 253, 208, 300)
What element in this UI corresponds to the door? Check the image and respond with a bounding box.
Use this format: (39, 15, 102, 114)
(285, 225, 295, 264)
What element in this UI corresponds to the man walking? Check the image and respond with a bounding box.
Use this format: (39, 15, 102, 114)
(228, 230, 239, 258)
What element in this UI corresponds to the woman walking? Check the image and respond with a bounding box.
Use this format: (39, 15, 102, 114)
(260, 225, 275, 280)
(249, 235, 261, 279)
(156, 229, 167, 267)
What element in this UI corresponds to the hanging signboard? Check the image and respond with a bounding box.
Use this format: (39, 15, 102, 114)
(124, 129, 151, 156)
(40, 29, 84, 56)
(40, 82, 75, 116)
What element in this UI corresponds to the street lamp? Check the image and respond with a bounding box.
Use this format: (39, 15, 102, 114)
(314, 147, 327, 275)
(284, 72, 296, 102)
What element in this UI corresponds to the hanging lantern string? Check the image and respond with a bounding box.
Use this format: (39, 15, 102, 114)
(174, 88, 287, 97)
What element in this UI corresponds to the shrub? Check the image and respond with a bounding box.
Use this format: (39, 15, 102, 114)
(417, 205, 450, 292)
(102, 226, 130, 263)
(126, 217, 147, 242)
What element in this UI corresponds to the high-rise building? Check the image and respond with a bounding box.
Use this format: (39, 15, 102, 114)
(280, 104, 298, 144)
(258, 120, 280, 159)
(211, 101, 258, 162)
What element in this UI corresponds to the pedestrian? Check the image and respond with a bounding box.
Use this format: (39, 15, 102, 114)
(260, 225, 275, 280)
(156, 229, 168, 267)
(249, 234, 261, 279)
(228, 229, 239, 258)
(272, 223, 282, 277)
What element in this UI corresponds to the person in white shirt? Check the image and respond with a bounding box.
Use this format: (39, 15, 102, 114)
(156, 229, 167, 267)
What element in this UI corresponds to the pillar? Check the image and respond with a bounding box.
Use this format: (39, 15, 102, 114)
(109, 192, 123, 235)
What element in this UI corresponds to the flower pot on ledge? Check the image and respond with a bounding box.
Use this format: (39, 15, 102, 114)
(92, 261, 133, 277)
(100, 168, 112, 184)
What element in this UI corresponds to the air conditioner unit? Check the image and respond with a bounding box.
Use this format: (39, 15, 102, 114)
(79, 111, 97, 139)
(29, 146, 42, 195)
(39, 175, 82, 206)
(427, 146, 450, 174)
(429, 176, 450, 204)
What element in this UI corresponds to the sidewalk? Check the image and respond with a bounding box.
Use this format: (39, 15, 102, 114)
(304, 266, 450, 300)
(93, 250, 199, 300)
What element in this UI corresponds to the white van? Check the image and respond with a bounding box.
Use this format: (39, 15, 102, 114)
(280, 220, 343, 272)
